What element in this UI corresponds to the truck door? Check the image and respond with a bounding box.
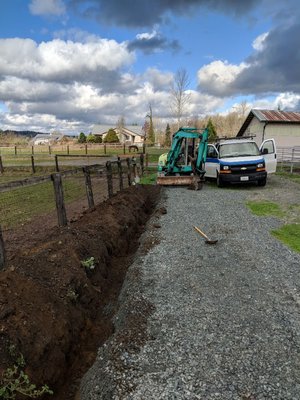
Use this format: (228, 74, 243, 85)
(205, 145, 219, 178)
(260, 139, 277, 173)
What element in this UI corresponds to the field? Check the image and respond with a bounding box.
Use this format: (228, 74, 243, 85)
(1, 145, 300, 399)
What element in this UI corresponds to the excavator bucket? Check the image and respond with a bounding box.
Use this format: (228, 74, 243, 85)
(157, 175, 203, 190)
(157, 175, 195, 186)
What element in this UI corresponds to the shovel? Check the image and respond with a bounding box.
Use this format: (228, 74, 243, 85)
(194, 226, 218, 245)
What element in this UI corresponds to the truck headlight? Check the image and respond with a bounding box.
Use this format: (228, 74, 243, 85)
(222, 165, 230, 170)
(257, 163, 264, 168)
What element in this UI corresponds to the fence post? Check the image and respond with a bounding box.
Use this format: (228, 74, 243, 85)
(145, 153, 149, 168)
(31, 145, 34, 155)
(132, 157, 138, 183)
(104, 143, 107, 155)
(51, 173, 68, 227)
(123, 143, 126, 155)
(142, 142, 146, 154)
(83, 167, 95, 209)
(0, 225, 5, 270)
(291, 148, 295, 174)
(117, 157, 124, 191)
(106, 161, 113, 198)
(140, 153, 144, 176)
(0, 156, 4, 174)
(14, 145, 17, 155)
(31, 155, 36, 174)
(85, 144, 88, 155)
(55, 155, 59, 172)
(126, 158, 132, 186)
(67, 145, 69, 155)
(49, 145, 51, 155)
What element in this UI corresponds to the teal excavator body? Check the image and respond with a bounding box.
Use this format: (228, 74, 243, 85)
(157, 127, 208, 189)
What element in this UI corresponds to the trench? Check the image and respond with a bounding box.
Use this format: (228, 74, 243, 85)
(0, 185, 160, 400)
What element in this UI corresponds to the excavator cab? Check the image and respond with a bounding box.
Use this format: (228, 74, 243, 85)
(157, 127, 208, 189)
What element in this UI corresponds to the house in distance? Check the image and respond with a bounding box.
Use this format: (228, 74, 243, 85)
(92, 124, 145, 146)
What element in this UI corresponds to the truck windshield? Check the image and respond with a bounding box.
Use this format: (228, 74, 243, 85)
(219, 142, 260, 158)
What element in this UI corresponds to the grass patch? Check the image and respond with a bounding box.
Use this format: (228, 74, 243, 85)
(0, 178, 85, 229)
(272, 224, 300, 253)
(246, 200, 285, 217)
(276, 171, 300, 183)
(140, 172, 157, 185)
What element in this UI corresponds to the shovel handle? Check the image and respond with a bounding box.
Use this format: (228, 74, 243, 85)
(194, 226, 210, 240)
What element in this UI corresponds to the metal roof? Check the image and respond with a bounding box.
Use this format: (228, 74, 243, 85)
(92, 124, 144, 136)
(237, 109, 300, 136)
(253, 109, 300, 122)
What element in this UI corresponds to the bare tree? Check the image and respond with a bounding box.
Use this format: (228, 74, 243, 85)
(170, 68, 191, 129)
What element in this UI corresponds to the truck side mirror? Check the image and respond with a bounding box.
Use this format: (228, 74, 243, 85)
(262, 148, 269, 155)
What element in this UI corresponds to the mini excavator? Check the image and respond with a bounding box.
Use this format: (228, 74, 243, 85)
(157, 127, 208, 190)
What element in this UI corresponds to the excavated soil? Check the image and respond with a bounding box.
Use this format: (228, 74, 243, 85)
(0, 185, 160, 399)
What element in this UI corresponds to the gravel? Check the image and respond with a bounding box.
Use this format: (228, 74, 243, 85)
(80, 176, 300, 400)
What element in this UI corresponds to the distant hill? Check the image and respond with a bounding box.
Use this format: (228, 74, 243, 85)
(0, 130, 48, 137)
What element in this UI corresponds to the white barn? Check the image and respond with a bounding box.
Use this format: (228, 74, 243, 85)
(237, 109, 300, 147)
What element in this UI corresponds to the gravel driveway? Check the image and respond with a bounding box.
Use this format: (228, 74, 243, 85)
(81, 176, 300, 400)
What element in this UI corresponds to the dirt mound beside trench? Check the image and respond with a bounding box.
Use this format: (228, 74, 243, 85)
(0, 185, 160, 399)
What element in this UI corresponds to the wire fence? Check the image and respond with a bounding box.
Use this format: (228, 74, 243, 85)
(0, 156, 144, 269)
(277, 146, 300, 173)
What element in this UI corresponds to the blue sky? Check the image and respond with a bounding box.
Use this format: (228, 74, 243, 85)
(0, 0, 299, 134)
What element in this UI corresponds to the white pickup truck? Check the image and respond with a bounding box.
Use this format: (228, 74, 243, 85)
(205, 137, 277, 187)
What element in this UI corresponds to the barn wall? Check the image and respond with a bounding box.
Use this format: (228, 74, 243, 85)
(241, 117, 300, 147)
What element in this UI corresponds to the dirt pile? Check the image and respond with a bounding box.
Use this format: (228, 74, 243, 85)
(0, 185, 160, 399)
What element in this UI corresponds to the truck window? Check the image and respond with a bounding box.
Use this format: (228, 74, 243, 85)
(219, 142, 260, 158)
(207, 145, 218, 158)
(262, 140, 275, 154)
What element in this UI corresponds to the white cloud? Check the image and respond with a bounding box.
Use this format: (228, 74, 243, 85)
(274, 92, 300, 110)
(252, 32, 269, 51)
(136, 30, 158, 40)
(197, 60, 248, 96)
(0, 38, 134, 83)
(29, 0, 66, 16)
(0, 35, 224, 133)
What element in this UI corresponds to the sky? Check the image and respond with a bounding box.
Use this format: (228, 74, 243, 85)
(0, 0, 300, 134)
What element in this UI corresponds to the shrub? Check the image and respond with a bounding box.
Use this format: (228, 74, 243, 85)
(103, 129, 119, 143)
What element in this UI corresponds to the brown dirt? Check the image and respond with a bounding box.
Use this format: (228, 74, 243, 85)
(0, 185, 160, 399)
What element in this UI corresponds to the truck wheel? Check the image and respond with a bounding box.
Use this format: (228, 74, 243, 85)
(216, 173, 224, 188)
(258, 178, 267, 187)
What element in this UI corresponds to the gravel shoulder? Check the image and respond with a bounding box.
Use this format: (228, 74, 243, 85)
(80, 176, 300, 400)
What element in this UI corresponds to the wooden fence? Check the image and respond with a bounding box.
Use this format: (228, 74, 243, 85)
(0, 142, 145, 156)
(0, 155, 144, 270)
(0, 151, 149, 174)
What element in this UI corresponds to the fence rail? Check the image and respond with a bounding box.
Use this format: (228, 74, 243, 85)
(277, 146, 300, 173)
(0, 142, 145, 156)
(0, 155, 144, 269)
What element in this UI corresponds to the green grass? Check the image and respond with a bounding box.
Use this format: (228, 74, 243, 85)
(246, 200, 285, 217)
(276, 170, 300, 183)
(140, 171, 157, 185)
(0, 178, 85, 228)
(272, 224, 300, 253)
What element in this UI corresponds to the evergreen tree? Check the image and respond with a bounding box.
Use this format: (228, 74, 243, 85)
(94, 135, 102, 143)
(78, 132, 86, 143)
(86, 134, 96, 143)
(206, 118, 217, 141)
(104, 129, 119, 143)
(165, 123, 171, 147)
